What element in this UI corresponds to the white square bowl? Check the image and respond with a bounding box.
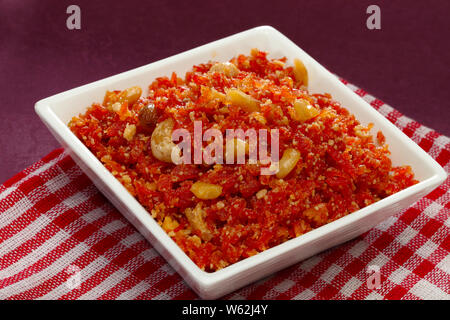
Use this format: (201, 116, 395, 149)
(35, 26, 447, 299)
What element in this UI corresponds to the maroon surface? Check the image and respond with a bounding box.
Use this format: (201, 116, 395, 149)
(1, 0, 449, 184)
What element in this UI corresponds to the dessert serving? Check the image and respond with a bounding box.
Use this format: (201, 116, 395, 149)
(68, 49, 417, 272)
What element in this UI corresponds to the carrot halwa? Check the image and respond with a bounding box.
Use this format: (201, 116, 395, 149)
(69, 49, 417, 271)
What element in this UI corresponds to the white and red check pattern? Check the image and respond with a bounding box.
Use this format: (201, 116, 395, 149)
(0, 80, 449, 300)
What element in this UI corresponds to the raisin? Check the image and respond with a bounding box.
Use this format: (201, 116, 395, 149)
(138, 103, 157, 129)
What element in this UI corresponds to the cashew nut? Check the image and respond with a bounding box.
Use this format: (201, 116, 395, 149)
(151, 118, 176, 163)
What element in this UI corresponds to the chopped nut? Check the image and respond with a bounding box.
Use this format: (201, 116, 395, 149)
(104, 86, 142, 110)
(123, 124, 136, 141)
(216, 201, 225, 209)
(151, 118, 176, 163)
(121, 174, 132, 184)
(190, 235, 202, 246)
(256, 189, 267, 199)
(291, 99, 320, 122)
(293, 58, 308, 86)
(226, 89, 260, 112)
(209, 62, 239, 77)
(191, 181, 222, 200)
(354, 125, 370, 139)
(276, 148, 301, 179)
(249, 111, 267, 125)
(185, 204, 213, 241)
(162, 216, 180, 231)
(210, 88, 226, 102)
(293, 220, 311, 237)
(111, 102, 121, 112)
(303, 203, 328, 225)
(119, 86, 142, 106)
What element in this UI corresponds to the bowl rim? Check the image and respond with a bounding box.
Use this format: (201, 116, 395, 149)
(35, 25, 448, 295)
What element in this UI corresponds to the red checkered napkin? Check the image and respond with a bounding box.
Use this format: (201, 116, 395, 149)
(0, 81, 449, 300)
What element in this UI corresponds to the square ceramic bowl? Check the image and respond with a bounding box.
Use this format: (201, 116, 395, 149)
(35, 26, 447, 299)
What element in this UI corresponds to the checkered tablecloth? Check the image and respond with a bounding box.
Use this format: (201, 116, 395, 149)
(0, 80, 449, 300)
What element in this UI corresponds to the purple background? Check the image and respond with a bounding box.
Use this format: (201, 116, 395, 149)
(1, 0, 449, 184)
